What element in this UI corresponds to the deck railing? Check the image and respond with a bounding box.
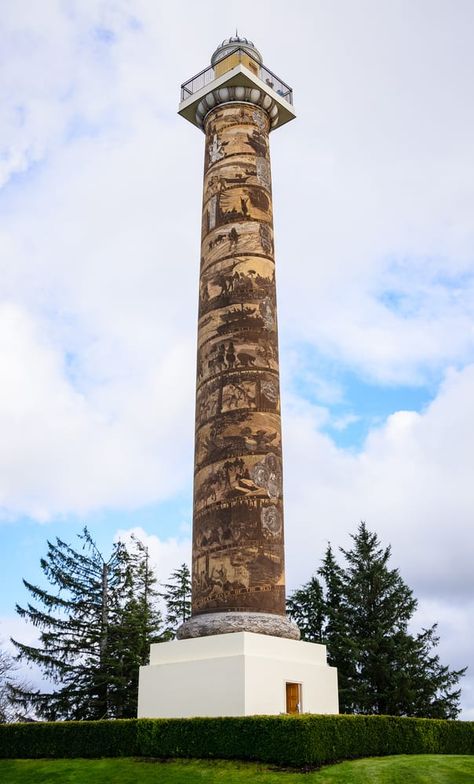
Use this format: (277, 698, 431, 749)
(180, 48, 293, 106)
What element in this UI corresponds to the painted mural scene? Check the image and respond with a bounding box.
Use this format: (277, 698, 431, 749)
(1, 6, 473, 782)
(192, 101, 287, 622)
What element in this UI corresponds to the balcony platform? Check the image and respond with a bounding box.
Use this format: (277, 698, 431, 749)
(179, 52, 296, 131)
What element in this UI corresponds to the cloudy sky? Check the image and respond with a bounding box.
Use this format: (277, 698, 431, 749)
(1, 0, 473, 717)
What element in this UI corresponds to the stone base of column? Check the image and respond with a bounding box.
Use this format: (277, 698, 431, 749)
(138, 631, 339, 718)
(176, 611, 300, 640)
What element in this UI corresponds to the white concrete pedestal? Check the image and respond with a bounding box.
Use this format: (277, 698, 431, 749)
(137, 631, 338, 718)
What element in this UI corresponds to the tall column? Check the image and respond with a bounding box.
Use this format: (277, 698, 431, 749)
(178, 99, 298, 640)
(137, 39, 340, 720)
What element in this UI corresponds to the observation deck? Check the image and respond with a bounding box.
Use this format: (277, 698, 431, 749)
(179, 46, 295, 132)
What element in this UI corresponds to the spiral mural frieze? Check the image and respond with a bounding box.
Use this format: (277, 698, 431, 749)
(192, 103, 287, 619)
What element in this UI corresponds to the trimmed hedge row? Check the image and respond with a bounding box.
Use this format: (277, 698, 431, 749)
(0, 714, 473, 767)
(0, 718, 139, 761)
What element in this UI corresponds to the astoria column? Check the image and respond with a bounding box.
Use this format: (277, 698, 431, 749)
(178, 36, 299, 641)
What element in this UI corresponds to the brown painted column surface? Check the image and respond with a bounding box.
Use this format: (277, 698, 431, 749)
(191, 102, 287, 622)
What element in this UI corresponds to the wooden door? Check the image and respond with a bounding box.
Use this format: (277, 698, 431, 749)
(286, 682, 301, 714)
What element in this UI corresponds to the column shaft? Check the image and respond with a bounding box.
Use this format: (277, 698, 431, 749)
(192, 103, 285, 620)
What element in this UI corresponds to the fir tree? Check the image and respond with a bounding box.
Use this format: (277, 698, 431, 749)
(287, 522, 466, 718)
(286, 576, 324, 643)
(0, 648, 15, 723)
(0, 644, 31, 723)
(161, 563, 192, 639)
(108, 535, 164, 717)
(10, 528, 163, 720)
(318, 543, 357, 710)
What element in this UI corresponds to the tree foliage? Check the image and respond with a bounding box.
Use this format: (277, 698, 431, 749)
(160, 563, 192, 639)
(10, 529, 164, 721)
(0, 644, 32, 723)
(287, 522, 466, 718)
(105, 534, 164, 718)
(286, 576, 324, 643)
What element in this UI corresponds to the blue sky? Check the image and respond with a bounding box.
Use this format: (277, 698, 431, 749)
(1, 0, 474, 717)
(284, 341, 436, 449)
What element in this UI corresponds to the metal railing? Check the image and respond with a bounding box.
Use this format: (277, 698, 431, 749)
(180, 47, 293, 106)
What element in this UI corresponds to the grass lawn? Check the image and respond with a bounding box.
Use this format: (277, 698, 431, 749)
(0, 756, 473, 783)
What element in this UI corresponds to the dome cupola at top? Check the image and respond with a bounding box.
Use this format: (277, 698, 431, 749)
(211, 34, 263, 67)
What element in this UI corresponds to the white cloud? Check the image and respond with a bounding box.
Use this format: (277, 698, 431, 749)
(1, 1, 474, 521)
(0, 302, 194, 519)
(331, 413, 360, 432)
(0, 4, 201, 519)
(284, 364, 474, 597)
(272, 1, 474, 384)
(115, 526, 191, 589)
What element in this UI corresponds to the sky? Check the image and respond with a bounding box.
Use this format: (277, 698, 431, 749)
(1, 0, 474, 717)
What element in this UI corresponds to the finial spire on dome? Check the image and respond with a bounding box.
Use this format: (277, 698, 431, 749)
(211, 34, 263, 67)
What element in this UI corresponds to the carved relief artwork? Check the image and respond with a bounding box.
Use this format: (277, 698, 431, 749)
(193, 102, 286, 618)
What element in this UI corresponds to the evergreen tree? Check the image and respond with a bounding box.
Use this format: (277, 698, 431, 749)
(160, 563, 192, 639)
(286, 576, 324, 643)
(0, 644, 31, 723)
(340, 523, 419, 714)
(287, 522, 465, 718)
(108, 535, 164, 717)
(0, 648, 15, 723)
(10, 528, 163, 720)
(318, 544, 357, 709)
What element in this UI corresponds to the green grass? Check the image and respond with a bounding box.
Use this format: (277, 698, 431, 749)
(0, 756, 474, 783)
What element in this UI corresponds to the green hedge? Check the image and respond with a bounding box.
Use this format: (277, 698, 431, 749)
(0, 718, 139, 760)
(0, 715, 473, 767)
